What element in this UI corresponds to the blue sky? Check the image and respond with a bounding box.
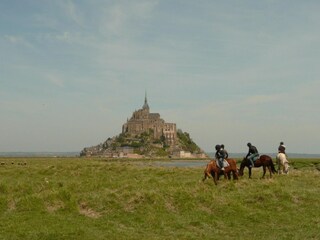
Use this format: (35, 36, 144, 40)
(1, 0, 319, 154)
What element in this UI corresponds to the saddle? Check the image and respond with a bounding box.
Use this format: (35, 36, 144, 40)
(215, 159, 230, 168)
(247, 155, 259, 163)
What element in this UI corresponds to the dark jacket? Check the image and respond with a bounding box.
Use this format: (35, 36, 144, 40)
(246, 145, 258, 158)
(278, 145, 286, 154)
(222, 149, 229, 159)
(216, 149, 226, 159)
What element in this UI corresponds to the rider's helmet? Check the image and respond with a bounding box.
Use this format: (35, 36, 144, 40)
(215, 145, 221, 151)
(247, 142, 251, 147)
(221, 144, 225, 149)
(280, 141, 284, 145)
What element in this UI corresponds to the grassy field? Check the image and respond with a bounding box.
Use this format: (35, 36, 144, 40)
(0, 157, 319, 240)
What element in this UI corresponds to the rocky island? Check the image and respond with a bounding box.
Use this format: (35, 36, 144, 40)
(80, 95, 208, 159)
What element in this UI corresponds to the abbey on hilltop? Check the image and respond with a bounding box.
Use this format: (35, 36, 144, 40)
(80, 94, 207, 158)
(122, 93, 177, 146)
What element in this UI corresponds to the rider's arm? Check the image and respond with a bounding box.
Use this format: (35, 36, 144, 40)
(245, 150, 250, 158)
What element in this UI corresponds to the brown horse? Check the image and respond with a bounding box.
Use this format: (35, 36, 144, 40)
(203, 158, 238, 185)
(238, 155, 277, 179)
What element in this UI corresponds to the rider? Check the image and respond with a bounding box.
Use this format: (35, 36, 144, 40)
(215, 144, 226, 171)
(221, 144, 229, 159)
(278, 141, 286, 154)
(246, 143, 259, 168)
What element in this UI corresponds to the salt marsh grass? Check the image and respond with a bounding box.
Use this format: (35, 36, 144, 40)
(0, 157, 319, 239)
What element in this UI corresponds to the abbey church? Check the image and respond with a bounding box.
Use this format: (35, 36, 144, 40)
(122, 94, 177, 146)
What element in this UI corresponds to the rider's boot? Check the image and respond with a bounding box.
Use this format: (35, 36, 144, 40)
(250, 160, 254, 168)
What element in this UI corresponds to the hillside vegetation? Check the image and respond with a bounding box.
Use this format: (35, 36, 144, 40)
(117, 129, 204, 155)
(82, 129, 205, 157)
(0, 157, 319, 239)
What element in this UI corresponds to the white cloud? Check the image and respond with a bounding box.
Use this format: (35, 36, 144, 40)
(100, 0, 158, 36)
(4, 35, 33, 48)
(54, 31, 72, 43)
(243, 94, 281, 105)
(59, 0, 84, 27)
(5, 35, 22, 44)
(33, 14, 58, 29)
(46, 74, 65, 88)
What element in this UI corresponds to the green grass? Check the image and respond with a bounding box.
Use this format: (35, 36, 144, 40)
(0, 157, 319, 240)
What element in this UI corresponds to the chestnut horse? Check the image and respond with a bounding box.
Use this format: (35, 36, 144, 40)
(203, 159, 238, 185)
(238, 155, 277, 179)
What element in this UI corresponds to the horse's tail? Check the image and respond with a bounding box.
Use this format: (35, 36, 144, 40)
(203, 162, 214, 180)
(270, 158, 277, 174)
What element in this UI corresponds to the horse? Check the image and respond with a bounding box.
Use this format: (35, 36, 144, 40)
(276, 153, 290, 174)
(238, 154, 277, 179)
(203, 158, 238, 185)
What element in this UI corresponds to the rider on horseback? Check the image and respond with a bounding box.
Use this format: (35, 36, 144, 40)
(246, 143, 259, 168)
(277, 141, 289, 174)
(215, 144, 226, 171)
(221, 144, 229, 159)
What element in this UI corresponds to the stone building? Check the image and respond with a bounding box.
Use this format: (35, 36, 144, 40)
(122, 94, 177, 146)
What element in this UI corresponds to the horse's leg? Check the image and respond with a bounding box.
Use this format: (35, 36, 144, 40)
(279, 162, 282, 174)
(267, 166, 272, 178)
(276, 157, 281, 174)
(224, 171, 228, 180)
(284, 161, 289, 174)
(234, 170, 239, 180)
(249, 167, 252, 178)
(261, 166, 266, 179)
(232, 165, 239, 180)
(227, 171, 231, 180)
(231, 170, 237, 180)
(224, 171, 229, 180)
(268, 166, 273, 178)
(202, 172, 208, 182)
(282, 161, 287, 174)
(203, 168, 211, 181)
(278, 161, 282, 174)
(214, 172, 218, 185)
(279, 157, 284, 174)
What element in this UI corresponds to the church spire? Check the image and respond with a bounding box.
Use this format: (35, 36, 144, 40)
(142, 91, 149, 110)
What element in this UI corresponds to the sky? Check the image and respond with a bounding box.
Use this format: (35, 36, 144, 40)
(1, 0, 320, 154)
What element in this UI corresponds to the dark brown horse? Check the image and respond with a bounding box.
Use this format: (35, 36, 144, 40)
(203, 159, 238, 185)
(238, 155, 277, 179)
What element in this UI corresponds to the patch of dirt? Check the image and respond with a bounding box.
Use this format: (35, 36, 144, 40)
(46, 201, 65, 213)
(8, 200, 16, 211)
(79, 202, 101, 219)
